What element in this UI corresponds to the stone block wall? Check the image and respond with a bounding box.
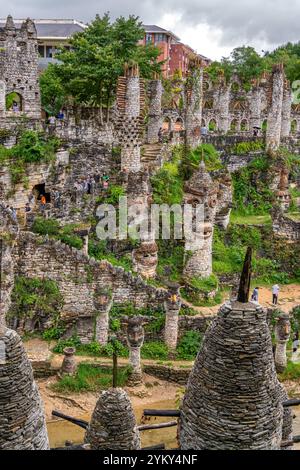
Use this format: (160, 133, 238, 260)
(12, 232, 166, 342)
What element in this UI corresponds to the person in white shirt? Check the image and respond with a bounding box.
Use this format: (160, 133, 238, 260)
(272, 284, 280, 305)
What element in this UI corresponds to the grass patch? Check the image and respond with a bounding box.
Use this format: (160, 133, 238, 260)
(230, 212, 271, 225)
(278, 361, 300, 382)
(51, 363, 130, 393)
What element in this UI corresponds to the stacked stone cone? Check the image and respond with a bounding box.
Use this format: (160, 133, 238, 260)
(180, 300, 287, 450)
(0, 325, 49, 450)
(84, 388, 141, 450)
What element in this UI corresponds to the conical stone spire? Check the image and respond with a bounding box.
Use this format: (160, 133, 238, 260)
(179, 299, 284, 449)
(0, 325, 49, 450)
(85, 388, 141, 450)
(5, 15, 15, 31)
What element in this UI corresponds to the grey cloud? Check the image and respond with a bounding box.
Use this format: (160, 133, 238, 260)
(1, 0, 299, 50)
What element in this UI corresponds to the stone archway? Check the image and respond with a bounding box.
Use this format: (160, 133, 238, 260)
(174, 117, 184, 132)
(241, 119, 249, 131)
(6, 91, 23, 112)
(208, 119, 217, 132)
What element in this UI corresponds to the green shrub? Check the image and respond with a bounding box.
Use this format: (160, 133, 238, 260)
(176, 331, 202, 360)
(8, 276, 63, 322)
(51, 363, 130, 393)
(43, 326, 65, 340)
(32, 217, 60, 236)
(141, 341, 169, 360)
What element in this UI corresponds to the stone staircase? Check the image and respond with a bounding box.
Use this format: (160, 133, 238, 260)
(141, 143, 163, 170)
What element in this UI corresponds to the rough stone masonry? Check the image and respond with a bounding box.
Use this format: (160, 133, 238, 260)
(85, 387, 141, 450)
(0, 324, 49, 450)
(180, 300, 286, 450)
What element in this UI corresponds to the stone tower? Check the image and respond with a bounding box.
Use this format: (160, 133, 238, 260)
(266, 64, 285, 151)
(85, 388, 141, 450)
(147, 78, 163, 144)
(213, 74, 230, 133)
(183, 160, 218, 279)
(185, 59, 203, 148)
(0, 325, 49, 449)
(0, 16, 41, 120)
(179, 300, 285, 449)
(116, 64, 145, 172)
(126, 170, 158, 278)
(281, 78, 292, 138)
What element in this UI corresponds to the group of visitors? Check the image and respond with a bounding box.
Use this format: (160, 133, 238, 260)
(47, 110, 65, 126)
(74, 173, 110, 199)
(251, 284, 280, 305)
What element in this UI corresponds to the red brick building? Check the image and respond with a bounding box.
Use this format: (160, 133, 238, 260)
(169, 42, 211, 77)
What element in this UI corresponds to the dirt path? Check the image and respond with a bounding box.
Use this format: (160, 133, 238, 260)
(183, 283, 300, 317)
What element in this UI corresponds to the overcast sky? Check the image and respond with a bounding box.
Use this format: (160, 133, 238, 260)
(1, 0, 299, 60)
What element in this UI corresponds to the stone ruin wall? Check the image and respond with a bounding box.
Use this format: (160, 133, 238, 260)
(272, 210, 300, 241)
(0, 142, 117, 224)
(10, 231, 166, 342)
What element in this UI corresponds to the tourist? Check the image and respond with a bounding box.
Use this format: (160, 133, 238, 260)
(251, 287, 259, 302)
(48, 115, 56, 125)
(10, 207, 17, 222)
(25, 202, 31, 213)
(272, 284, 280, 305)
(201, 125, 208, 136)
(12, 101, 19, 112)
(54, 190, 61, 209)
(57, 109, 64, 120)
(40, 195, 46, 212)
(293, 332, 299, 353)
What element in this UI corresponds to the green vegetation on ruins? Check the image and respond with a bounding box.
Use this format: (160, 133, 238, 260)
(8, 276, 64, 325)
(0, 130, 60, 185)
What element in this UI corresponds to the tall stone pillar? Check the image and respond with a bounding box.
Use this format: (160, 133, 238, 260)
(0, 325, 49, 449)
(126, 170, 158, 278)
(85, 388, 141, 450)
(94, 290, 113, 346)
(123, 315, 148, 385)
(214, 78, 230, 133)
(266, 64, 285, 151)
(164, 285, 182, 350)
(215, 171, 233, 230)
(274, 313, 291, 373)
(185, 59, 203, 148)
(249, 84, 262, 130)
(0, 80, 6, 116)
(117, 64, 145, 173)
(147, 79, 163, 144)
(281, 80, 292, 138)
(183, 161, 219, 279)
(180, 300, 284, 450)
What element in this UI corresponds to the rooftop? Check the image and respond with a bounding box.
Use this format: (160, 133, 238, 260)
(0, 18, 179, 41)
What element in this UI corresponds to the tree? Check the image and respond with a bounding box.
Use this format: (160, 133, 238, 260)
(40, 13, 163, 123)
(39, 65, 65, 116)
(207, 46, 268, 89)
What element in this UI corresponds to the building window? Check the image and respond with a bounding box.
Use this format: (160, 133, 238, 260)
(155, 33, 166, 43)
(46, 46, 55, 58)
(38, 45, 45, 58)
(145, 34, 152, 43)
